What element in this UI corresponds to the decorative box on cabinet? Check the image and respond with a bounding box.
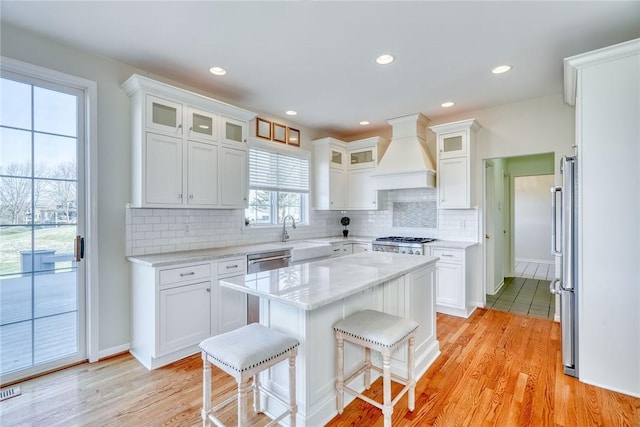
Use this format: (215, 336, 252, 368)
(312, 136, 387, 210)
(130, 261, 212, 370)
(431, 245, 477, 318)
(430, 119, 480, 209)
(122, 74, 255, 209)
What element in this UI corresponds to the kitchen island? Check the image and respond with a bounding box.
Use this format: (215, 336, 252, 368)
(219, 251, 439, 426)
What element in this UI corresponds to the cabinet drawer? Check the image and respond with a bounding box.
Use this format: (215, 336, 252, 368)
(159, 263, 211, 285)
(432, 248, 462, 263)
(217, 257, 246, 276)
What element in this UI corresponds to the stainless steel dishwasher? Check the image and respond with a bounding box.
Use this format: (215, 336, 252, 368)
(246, 249, 291, 323)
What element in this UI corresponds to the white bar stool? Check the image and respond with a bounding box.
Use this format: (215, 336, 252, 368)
(334, 309, 419, 427)
(199, 323, 299, 427)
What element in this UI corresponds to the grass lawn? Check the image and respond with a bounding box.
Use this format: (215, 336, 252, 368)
(0, 225, 76, 275)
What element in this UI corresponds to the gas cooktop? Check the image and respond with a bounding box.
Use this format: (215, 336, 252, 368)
(375, 236, 437, 244)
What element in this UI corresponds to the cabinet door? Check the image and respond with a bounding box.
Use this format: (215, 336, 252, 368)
(330, 243, 344, 257)
(145, 132, 184, 206)
(348, 168, 378, 209)
(187, 107, 218, 143)
(349, 148, 376, 169)
(352, 243, 369, 253)
(438, 157, 469, 209)
(221, 116, 246, 145)
(331, 147, 346, 168)
(217, 284, 248, 334)
(438, 131, 467, 159)
(220, 147, 248, 208)
(187, 140, 219, 206)
(329, 167, 347, 209)
(435, 262, 464, 309)
(159, 281, 211, 355)
(342, 244, 353, 255)
(146, 95, 183, 135)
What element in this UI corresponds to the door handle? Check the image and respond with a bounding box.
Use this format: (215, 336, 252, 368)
(75, 235, 85, 262)
(551, 186, 562, 256)
(549, 279, 561, 295)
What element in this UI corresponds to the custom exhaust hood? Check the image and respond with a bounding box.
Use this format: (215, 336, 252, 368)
(373, 113, 436, 190)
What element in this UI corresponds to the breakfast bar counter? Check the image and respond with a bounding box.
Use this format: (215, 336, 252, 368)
(219, 252, 440, 426)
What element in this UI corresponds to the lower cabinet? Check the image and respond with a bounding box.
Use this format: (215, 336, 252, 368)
(330, 242, 353, 257)
(159, 281, 211, 355)
(432, 246, 477, 318)
(352, 243, 370, 253)
(130, 257, 247, 370)
(214, 257, 247, 334)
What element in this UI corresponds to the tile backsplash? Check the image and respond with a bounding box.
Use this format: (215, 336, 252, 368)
(126, 188, 479, 256)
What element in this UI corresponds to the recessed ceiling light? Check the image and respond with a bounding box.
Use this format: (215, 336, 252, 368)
(209, 66, 227, 76)
(285, 110, 297, 116)
(375, 54, 394, 65)
(360, 121, 370, 125)
(491, 65, 512, 74)
(441, 101, 455, 108)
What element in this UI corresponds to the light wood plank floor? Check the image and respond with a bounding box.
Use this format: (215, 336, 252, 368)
(2, 310, 639, 426)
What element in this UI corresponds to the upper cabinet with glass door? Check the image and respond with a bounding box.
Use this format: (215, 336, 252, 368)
(122, 74, 256, 209)
(437, 131, 467, 159)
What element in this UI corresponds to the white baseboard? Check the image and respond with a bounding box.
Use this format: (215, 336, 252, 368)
(98, 343, 130, 360)
(516, 257, 553, 265)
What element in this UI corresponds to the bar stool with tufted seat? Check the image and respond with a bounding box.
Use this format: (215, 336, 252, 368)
(334, 309, 419, 427)
(199, 323, 299, 427)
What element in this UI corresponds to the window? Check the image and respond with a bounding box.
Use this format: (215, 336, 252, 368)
(245, 145, 309, 226)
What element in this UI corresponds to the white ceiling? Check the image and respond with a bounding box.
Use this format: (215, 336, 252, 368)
(2, 1, 639, 138)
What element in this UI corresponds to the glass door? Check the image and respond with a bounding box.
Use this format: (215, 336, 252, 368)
(0, 73, 86, 383)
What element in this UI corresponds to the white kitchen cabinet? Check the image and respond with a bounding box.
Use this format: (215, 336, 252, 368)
(122, 74, 255, 209)
(144, 132, 183, 206)
(352, 243, 370, 253)
(432, 246, 477, 318)
(330, 242, 353, 257)
(130, 261, 212, 369)
(221, 116, 247, 146)
(430, 119, 480, 209)
(159, 281, 211, 355)
(187, 140, 219, 206)
(313, 136, 386, 210)
(219, 147, 248, 208)
(214, 257, 247, 334)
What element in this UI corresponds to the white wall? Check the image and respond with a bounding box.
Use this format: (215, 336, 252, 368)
(514, 175, 554, 263)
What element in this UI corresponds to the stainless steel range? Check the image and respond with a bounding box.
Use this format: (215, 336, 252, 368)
(372, 236, 436, 255)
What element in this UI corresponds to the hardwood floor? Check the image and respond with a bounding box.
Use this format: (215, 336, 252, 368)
(2, 310, 639, 426)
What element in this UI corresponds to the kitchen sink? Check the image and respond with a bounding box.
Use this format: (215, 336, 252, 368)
(275, 240, 332, 263)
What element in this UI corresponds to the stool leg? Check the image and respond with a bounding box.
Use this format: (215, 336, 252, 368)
(289, 348, 298, 427)
(335, 332, 345, 414)
(408, 335, 416, 412)
(382, 349, 393, 427)
(364, 347, 372, 389)
(252, 373, 261, 414)
(238, 379, 251, 426)
(202, 353, 211, 427)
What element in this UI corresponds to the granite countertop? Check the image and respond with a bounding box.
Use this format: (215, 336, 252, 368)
(219, 251, 438, 311)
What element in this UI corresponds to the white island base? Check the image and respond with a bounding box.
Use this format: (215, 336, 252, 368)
(220, 253, 440, 426)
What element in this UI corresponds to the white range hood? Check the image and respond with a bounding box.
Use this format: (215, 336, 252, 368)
(373, 113, 436, 190)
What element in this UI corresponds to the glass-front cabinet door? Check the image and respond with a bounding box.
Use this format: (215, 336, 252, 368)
(146, 95, 183, 135)
(349, 148, 375, 168)
(221, 116, 246, 145)
(187, 107, 217, 143)
(438, 131, 467, 159)
(331, 148, 345, 168)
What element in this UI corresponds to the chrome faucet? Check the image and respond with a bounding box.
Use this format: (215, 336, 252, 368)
(281, 215, 297, 242)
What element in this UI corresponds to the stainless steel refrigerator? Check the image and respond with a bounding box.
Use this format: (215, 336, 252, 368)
(550, 155, 578, 377)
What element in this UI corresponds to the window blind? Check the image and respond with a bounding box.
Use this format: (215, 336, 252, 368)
(249, 148, 309, 193)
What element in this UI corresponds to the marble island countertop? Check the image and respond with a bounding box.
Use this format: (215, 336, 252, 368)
(219, 251, 438, 311)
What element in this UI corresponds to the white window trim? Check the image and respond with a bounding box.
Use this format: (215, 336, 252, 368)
(1, 57, 100, 363)
(246, 137, 310, 226)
